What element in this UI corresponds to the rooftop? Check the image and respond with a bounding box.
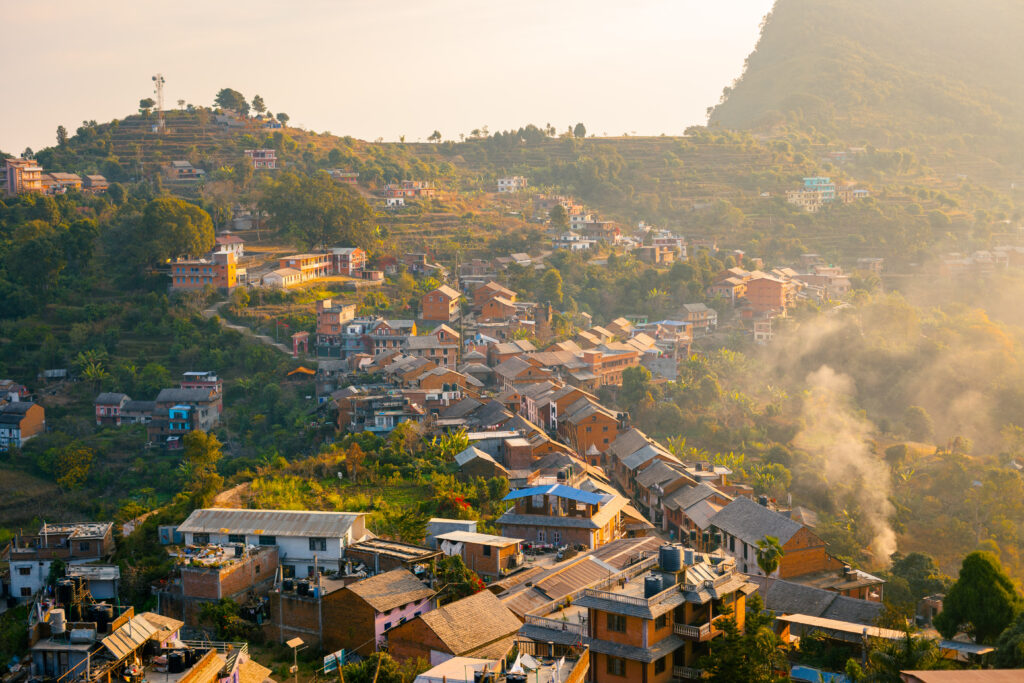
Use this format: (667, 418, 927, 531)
(177, 508, 365, 538)
(345, 538, 439, 563)
(346, 568, 435, 613)
(435, 531, 522, 547)
(417, 590, 521, 657)
(503, 484, 609, 506)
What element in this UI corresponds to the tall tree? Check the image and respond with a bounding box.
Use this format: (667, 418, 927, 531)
(251, 94, 266, 115)
(756, 536, 785, 592)
(276, 112, 289, 125)
(428, 130, 442, 142)
(138, 197, 215, 265)
(700, 593, 788, 683)
(993, 612, 1024, 668)
(138, 98, 155, 115)
(259, 170, 375, 250)
(934, 551, 1022, 644)
(548, 203, 568, 229)
(573, 122, 586, 138)
(540, 267, 564, 304)
(56, 125, 68, 146)
(181, 431, 224, 507)
(214, 88, 249, 114)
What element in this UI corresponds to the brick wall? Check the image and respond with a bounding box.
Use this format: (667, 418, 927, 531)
(268, 591, 322, 648)
(386, 617, 447, 663)
(322, 590, 376, 656)
(182, 547, 279, 600)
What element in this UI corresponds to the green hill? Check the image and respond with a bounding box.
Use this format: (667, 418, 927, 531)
(709, 0, 1024, 181)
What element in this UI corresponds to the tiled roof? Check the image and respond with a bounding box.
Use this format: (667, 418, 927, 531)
(708, 496, 803, 545)
(419, 590, 521, 656)
(346, 568, 435, 613)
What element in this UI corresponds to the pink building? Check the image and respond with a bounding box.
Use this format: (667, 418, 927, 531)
(244, 149, 277, 170)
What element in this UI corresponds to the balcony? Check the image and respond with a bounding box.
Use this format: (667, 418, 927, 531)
(673, 665, 704, 680)
(673, 622, 719, 641)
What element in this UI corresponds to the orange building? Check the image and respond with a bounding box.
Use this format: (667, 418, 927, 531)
(744, 275, 794, 313)
(316, 299, 357, 337)
(420, 285, 461, 322)
(3, 158, 44, 195)
(170, 251, 237, 290)
(473, 281, 517, 308)
(0, 402, 45, 451)
(279, 253, 332, 282)
(480, 296, 518, 321)
(558, 397, 623, 455)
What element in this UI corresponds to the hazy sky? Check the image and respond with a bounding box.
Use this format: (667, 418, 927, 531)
(2, 0, 772, 152)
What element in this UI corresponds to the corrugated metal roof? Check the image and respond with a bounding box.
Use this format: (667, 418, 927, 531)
(177, 508, 365, 538)
(503, 484, 608, 506)
(101, 615, 157, 660)
(436, 531, 522, 547)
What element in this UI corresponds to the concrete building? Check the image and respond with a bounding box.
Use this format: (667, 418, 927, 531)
(435, 531, 524, 580)
(0, 401, 45, 451)
(6, 522, 115, 599)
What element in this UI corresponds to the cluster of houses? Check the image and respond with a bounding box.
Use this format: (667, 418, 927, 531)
(261, 247, 382, 289)
(786, 176, 870, 213)
(1, 157, 108, 196)
(939, 244, 1024, 276)
(93, 371, 222, 449)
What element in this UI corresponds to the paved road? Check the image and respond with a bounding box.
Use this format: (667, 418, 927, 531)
(202, 300, 293, 356)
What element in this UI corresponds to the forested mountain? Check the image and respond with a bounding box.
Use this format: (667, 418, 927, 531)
(710, 0, 1024, 177)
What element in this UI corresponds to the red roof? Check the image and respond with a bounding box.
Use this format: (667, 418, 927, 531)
(216, 235, 244, 244)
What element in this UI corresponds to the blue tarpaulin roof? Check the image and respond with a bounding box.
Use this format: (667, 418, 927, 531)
(503, 484, 607, 505)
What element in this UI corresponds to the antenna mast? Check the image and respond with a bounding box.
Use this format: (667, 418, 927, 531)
(152, 73, 166, 133)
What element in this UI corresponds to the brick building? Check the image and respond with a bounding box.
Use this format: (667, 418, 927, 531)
(170, 251, 237, 291)
(421, 285, 461, 322)
(497, 484, 629, 550)
(322, 569, 436, 656)
(387, 590, 522, 665)
(435, 531, 524, 580)
(0, 401, 45, 451)
(164, 545, 279, 625)
(5, 521, 115, 599)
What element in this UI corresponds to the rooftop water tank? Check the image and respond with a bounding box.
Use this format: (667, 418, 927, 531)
(659, 544, 682, 572)
(644, 573, 664, 599)
(48, 608, 66, 634)
(684, 548, 695, 566)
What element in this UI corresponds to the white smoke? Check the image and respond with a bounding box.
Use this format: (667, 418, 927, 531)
(794, 365, 897, 566)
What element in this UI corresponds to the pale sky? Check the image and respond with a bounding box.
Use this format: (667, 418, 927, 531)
(1, 0, 773, 153)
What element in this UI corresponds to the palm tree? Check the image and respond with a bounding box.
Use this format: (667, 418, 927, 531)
(864, 631, 946, 681)
(81, 361, 111, 392)
(755, 535, 784, 593)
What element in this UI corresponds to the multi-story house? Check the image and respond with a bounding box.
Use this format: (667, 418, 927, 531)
(279, 253, 332, 282)
(744, 275, 795, 314)
(94, 392, 130, 425)
(243, 149, 277, 169)
(329, 247, 367, 276)
(383, 180, 436, 198)
(166, 160, 205, 181)
(498, 483, 629, 549)
(680, 303, 717, 335)
(341, 391, 426, 434)
(322, 569, 436, 656)
(403, 324, 461, 369)
(3, 158, 44, 195)
(558, 397, 624, 458)
(214, 234, 244, 259)
(328, 169, 359, 185)
(170, 251, 237, 290)
(421, 285, 461, 322)
(497, 176, 528, 193)
(709, 497, 884, 600)
(146, 387, 221, 448)
(435, 531, 524, 580)
(180, 371, 224, 411)
(177, 508, 369, 578)
(5, 522, 115, 599)
(41, 172, 83, 195)
(518, 546, 756, 682)
(82, 174, 109, 192)
(315, 299, 358, 357)
(0, 401, 45, 451)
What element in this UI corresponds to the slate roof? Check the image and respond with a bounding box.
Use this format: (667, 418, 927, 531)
(418, 591, 521, 656)
(634, 460, 688, 489)
(606, 428, 654, 461)
(441, 397, 484, 418)
(95, 393, 129, 405)
(432, 285, 462, 300)
(621, 444, 677, 471)
(493, 356, 538, 380)
(663, 483, 730, 512)
(454, 445, 496, 467)
(748, 576, 884, 625)
(708, 496, 804, 545)
(155, 388, 216, 404)
(346, 568, 435, 613)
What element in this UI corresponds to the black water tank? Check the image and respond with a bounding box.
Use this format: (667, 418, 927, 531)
(91, 603, 114, 633)
(659, 544, 682, 572)
(167, 652, 185, 674)
(56, 579, 74, 606)
(644, 574, 664, 598)
(283, 578, 295, 592)
(233, 544, 243, 558)
(297, 579, 310, 596)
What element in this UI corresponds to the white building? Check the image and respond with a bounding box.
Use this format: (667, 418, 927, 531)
(497, 176, 528, 193)
(262, 267, 302, 288)
(176, 508, 369, 577)
(8, 522, 115, 600)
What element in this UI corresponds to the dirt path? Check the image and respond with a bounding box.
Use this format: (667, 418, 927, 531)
(202, 300, 293, 355)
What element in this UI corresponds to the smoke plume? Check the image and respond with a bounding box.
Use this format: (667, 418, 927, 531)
(794, 365, 897, 566)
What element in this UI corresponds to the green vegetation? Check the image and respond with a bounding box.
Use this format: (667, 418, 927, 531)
(935, 551, 1022, 644)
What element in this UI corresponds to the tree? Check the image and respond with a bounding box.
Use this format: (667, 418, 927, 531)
(573, 122, 586, 138)
(339, 652, 424, 683)
(548, 203, 568, 229)
(177, 99, 185, 110)
(373, 507, 427, 544)
(56, 126, 68, 146)
(994, 612, 1024, 668)
(436, 555, 484, 600)
(756, 536, 785, 592)
(55, 445, 95, 490)
(934, 551, 1022, 644)
(139, 98, 155, 115)
(276, 112, 289, 125)
(127, 197, 215, 269)
(903, 405, 933, 442)
(251, 94, 266, 115)
(181, 431, 224, 507)
(862, 630, 948, 681)
(214, 88, 247, 113)
(541, 268, 564, 304)
(700, 593, 788, 683)
(259, 170, 375, 250)
(428, 130, 442, 143)
(620, 365, 652, 406)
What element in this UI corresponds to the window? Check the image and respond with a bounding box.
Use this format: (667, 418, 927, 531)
(18, 567, 31, 576)
(20, 587, 31, 597)
(383, 622, 391, 631)
(258, 535, 277, 546)
(309, 537, 327, 551)
(193, 533, 210, 545)
(655, 614, 668, 630)
(228, 534, 246, 544)
(606, 656, 626, 676)
(482, 545, 492, 556)
(606, 614, 627, 633)
(655, 656, 667, 674)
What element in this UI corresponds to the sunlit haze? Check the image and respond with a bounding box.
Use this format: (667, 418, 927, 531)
(1, 0, 773, 152)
